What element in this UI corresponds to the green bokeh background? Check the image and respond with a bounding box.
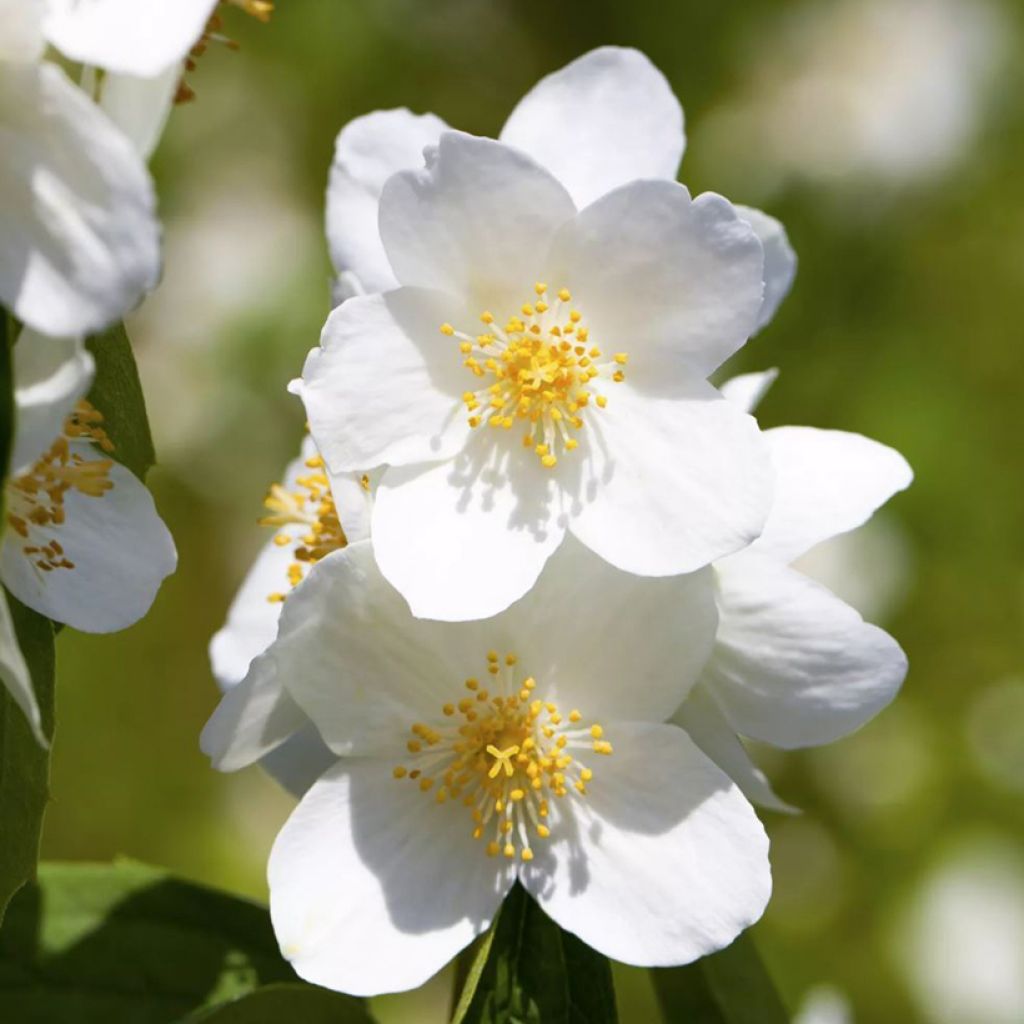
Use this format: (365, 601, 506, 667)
(41, 1, 1024, 1021)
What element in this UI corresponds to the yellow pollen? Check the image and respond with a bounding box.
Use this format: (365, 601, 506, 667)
(391, 652, 610, 860)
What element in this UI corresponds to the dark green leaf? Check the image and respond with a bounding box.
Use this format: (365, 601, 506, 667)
(0, 860, 299, 1023)
(85, 323, 156, 480)
(650, 932, 790, 1024)
(453, 883, 617, 1024)
(182, 983, 376, 1023)
(0, 596, 54, 924)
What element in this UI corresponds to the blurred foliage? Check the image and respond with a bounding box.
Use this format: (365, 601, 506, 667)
(39, 1, 1024, 1022)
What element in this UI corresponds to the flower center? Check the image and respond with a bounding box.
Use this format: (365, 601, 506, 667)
(260, 454, 366, 603)
(3, 401, 115, 573)
(392, 650, 613, 861)
(440, 284, 628, 468)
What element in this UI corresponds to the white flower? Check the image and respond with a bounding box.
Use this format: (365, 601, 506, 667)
(300, 51, 788, 621)
(674, 371, 912, 811)
(0, 0, 224, 336)
(1, 331, 176, 740)
(207, 435, 372, 794)
(204, 536, 770, 995)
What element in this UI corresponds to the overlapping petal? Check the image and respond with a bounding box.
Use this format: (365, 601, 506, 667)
(99, 66, 181, 160)
(735, 206, 797, 332)
(521, 723, 770, 966)
(500, 46, 684, 209)
(269, 758, 513, 996)
(0, 63, 159, 337)
(0, 0, 46, 62)
(327, 109, 449, 293)
(704, 553, 908, 749)
(0, 589, 46, 747)
(718, 368, 778, 415)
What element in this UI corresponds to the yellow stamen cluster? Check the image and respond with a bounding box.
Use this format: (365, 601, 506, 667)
(4, 401, 115, 573)
(392, 651, 613, 860)
(440, 284, 628, 468)
(260, 453, 348, 603)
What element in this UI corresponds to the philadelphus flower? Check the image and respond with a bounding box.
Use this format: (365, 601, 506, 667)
(0, 331, 176, 744)
(0, 0, 223, 336)
(203, 537, 770, 996)
(298, 48, 794, 621)
(675, 370, 912, 810)
(207, 435, 372, 793)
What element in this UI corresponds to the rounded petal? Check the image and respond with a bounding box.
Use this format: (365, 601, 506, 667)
(99, 65, 180, 160)
(754, 427, 913, 563)
(327, 108, 449, 293)
(373, 442, 565, 622)
(546, 183, 764, 384)
(0, 0, 45, 62)
(735, 206, 797, 332)
(704, 554, 908, 748)
(257, 723, 337, 799)
(0, 589, 46, 748)
(567, 380, 773, 576)
(672, 682, 796, 813)
(1, 447, 176, 632)
(718, 368, 778, 416)
(301, 289, 471, 473)
(44, 0, 212, 76)
(495, 535, 717, 724)
(0, 63, 159, 337)
(253, 542, 509, 755)
(379, 132, 575, 311)
(11, 332, 94, 474)
(520, 722, 770, 966)
(269, 758, 513, 996)
(499, 46, 684, 209)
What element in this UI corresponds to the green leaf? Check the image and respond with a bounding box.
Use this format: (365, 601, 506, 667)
(182, 983, 376, 1023)
(650, 932, 790, 1024)
(85, 323, 156, 480)
(0, 860, 300, 1023)
(0, 596, 54, 924)
(453, 883, 617, 1024)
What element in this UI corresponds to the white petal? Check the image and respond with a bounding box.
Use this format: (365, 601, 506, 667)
(547, 183, 764, 383)
(257, 722, 337, 798)
(269, 758, 513, 996)
(99, 65, 181, 159)
(0, 589, 46, 747)
(11, 331, 94, 474)
(735, 206, 797, 332)
(327, 108, 449, 293)
(44, 0, 212, 76)
(754, 427, 913, 563)
(521, 722, 770, 966)
(301, 289, 471, 473)
(0, 63, 159, 337)
(1, 445, 176, 632)
(379, 131, 575, 311)
(499, 47, 684, 209)
(672, 682, 796, 813)
(496, 535, 717, 724)
(253, 542, 506, 754)
(567, 380, 773, 576)
(200, 662, 310, 772)
(373, 440, 565, 622)
(704, 554, 908, 748)
(0, 0, 45, 62)
(718, 368, 778, 415)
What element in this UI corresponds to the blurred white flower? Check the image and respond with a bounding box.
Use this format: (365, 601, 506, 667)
(1, 330, 176, 742)
(795, 984, 854, 1024)
(966, 677, 1024, 795)
(674, 371, 911, 811)
(204, 537, 769, 996)
(701, 0, 1008, 195)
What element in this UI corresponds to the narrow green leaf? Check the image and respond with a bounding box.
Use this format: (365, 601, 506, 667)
(0, 860, 299, 1023)
(0, 596, 54, 924)
(453, 883, 617, 1024)
(85, 323, 156, 480)
(650, 932, 790, 1024)
(182, 983, 376, 1023)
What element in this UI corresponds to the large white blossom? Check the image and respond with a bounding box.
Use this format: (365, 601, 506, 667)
(0, 331, 176, 743)
(299, 48, 794, 621)
(674, 371, 912, 810)
(203, 536, 770, 995)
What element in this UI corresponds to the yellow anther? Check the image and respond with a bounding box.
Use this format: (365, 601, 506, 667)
(510, 789, 526, 802)
(506, 653, 518, 666)
(613, 370, 625, 382)
(537, 824, 550, 838)
(593, 740, 614, 755)
(558, 288, 571, 301)
(596, 395, 607, 409)
(393, 766, 407, 779)
(481, 311, 494, 324)
(534, 282, 547, 295)
(486, 841, 500, 857)
(503, 843, 516, 858)
(569, 709, 582, 723)
(613, 353, 628, 365)
(580, 768, 593, 782)
(443, 703, 455, 716)
(521, 848, 534, 862)
(541, 454, 557, 468)
(440, 323, 455, 335)
(465, 678, 479, 691)
(419, 777, 434, 791)
(407, 740, 422, 753)
(569, 310, 582, 323)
